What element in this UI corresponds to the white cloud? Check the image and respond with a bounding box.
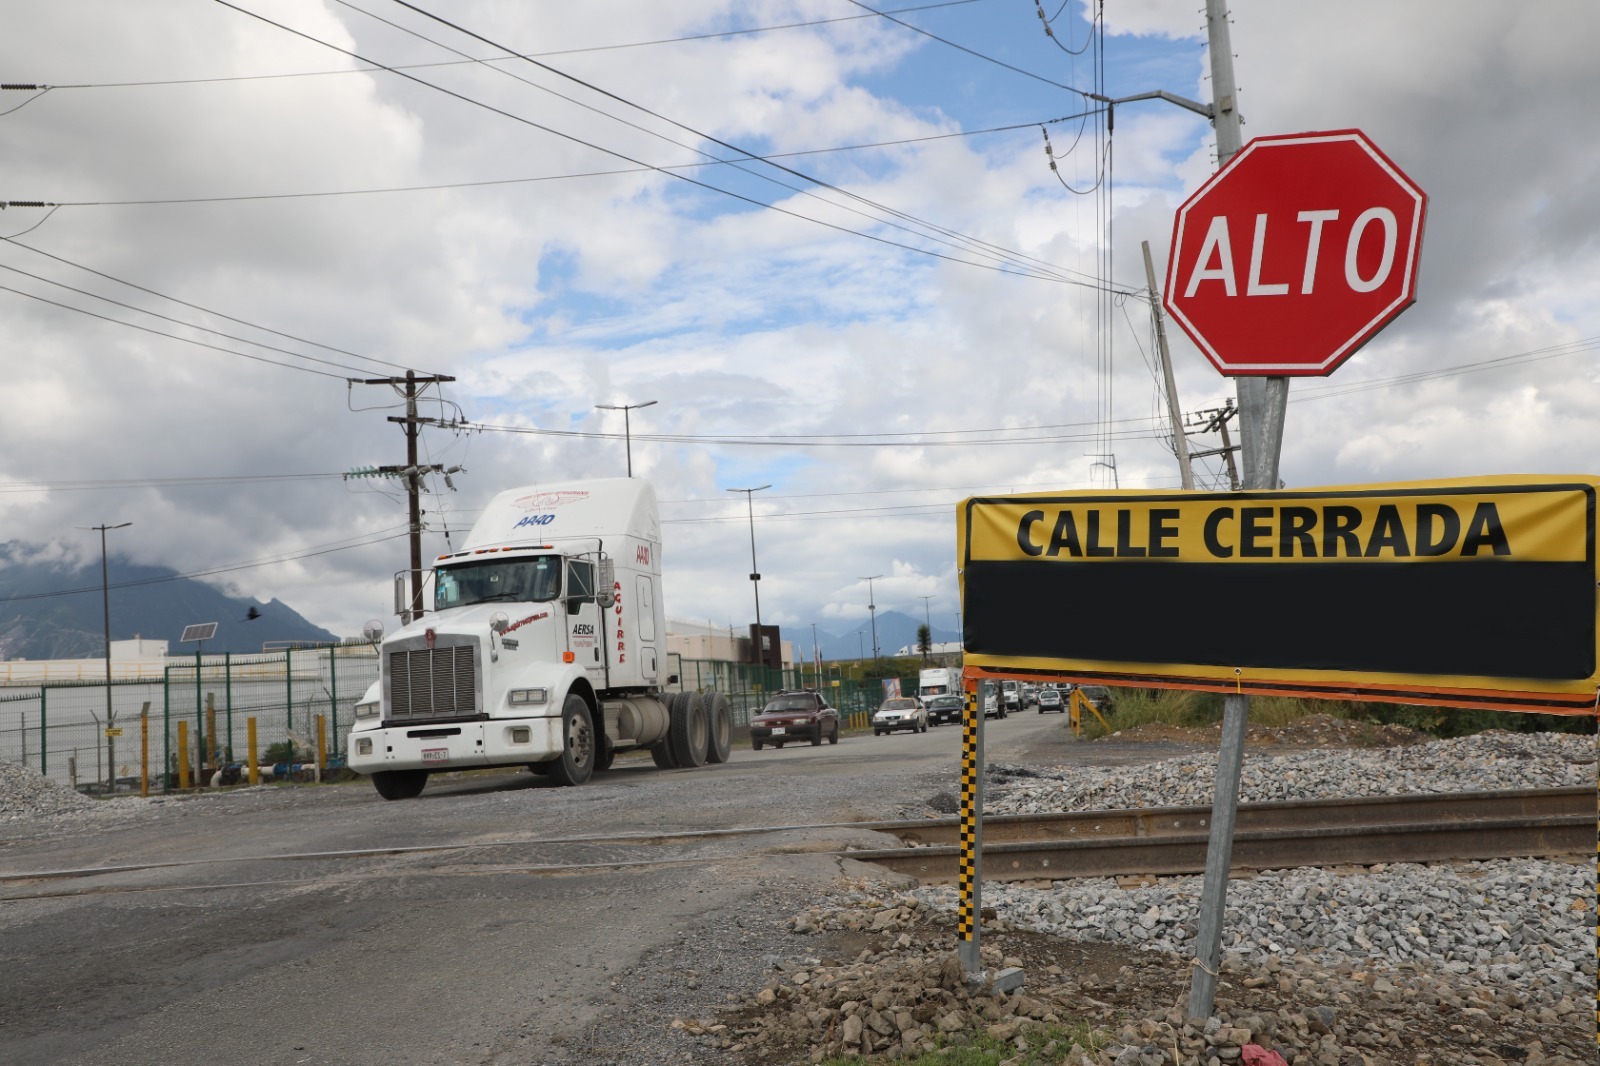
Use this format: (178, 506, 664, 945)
(1, 0, 1595, 644)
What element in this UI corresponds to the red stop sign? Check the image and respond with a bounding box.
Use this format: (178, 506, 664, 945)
(1163, 129, 1427, 376)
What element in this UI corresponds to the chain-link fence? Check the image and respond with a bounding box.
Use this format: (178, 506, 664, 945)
(0, 643, 378, 793)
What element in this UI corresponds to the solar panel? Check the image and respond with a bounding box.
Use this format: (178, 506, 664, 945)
(180, 622, 218, 643)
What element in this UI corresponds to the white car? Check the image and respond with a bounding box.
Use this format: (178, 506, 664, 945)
(873, 697, 927, 735)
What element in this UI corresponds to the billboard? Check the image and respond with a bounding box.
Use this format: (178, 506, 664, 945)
(958, 476, 1599, 714)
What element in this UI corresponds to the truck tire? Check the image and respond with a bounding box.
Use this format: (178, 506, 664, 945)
(371, 769, 427, 800)
(667, 691, 709, 768)
(547, 693, 596, 787)
(702, 691, 732, 764)
(651, 742, 678, 769)
(527, 761, 551, 776)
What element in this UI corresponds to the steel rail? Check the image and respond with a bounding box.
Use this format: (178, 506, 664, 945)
(871, 786, 1593, 846)
(845, 787, 1594, 883)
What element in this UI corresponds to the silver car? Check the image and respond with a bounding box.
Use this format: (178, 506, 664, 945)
(873, 696, 927, 735)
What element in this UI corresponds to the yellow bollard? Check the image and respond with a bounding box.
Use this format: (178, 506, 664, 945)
(206, 694, 218, 771)
(247, 718, 259, 786)
(315, 714, 326, 782)
(177, 721, 190, 790)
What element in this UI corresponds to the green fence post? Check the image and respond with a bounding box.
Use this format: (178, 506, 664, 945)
(162, 667, 170, 794)
(38, 687, 47, 776)
(285, 648, 293, 739)
(225, 653, 233, 764)
(329, 646, 339, 761)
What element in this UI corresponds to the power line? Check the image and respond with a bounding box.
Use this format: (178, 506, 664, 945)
(382, 0, 1107, 286)
(0, 281, 353, 380)
(1, 236, 433, 376)
(16, 1, 987, 91)
(842, 0, 1092, 96)
(453, 418, 1167, 448)
(333, 0, 1098, 286)
(0, 473, 346, 494)
(1288, 336, 1600, 402)
(0, 259, 397, 379)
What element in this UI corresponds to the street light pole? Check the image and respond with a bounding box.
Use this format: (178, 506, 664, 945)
(726, 485, 771, 664)
(594, 399, 658, 477)
(90, 521, 131, 793)
(860, 575, 884, 662)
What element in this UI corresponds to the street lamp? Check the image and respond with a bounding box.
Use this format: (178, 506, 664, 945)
(594, 399, 657, 477)
(90, 521, 131, 793)
(726, 485, 770, 664)
(860, 574, 884, 662)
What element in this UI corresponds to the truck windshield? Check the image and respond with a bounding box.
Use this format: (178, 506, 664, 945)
(434, 556, 561, 609)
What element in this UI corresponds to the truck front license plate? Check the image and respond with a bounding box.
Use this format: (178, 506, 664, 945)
(771, 727, 786, 736)
(422, 747, 449, 762)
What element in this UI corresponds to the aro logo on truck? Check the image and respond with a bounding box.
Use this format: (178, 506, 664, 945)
(513, 513, 556, 530)
(636, 545, 651, 566)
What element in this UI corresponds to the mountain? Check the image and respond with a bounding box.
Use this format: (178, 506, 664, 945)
(798, 611, 959, 663)
(0, 544, 337, 660)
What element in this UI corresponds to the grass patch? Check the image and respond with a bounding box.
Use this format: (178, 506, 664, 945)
(818, 1022, 1112, 1066)
(1078, 687, 1205, 738)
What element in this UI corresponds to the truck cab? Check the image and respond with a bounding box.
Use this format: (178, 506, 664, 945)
(347, 479, 728, 799)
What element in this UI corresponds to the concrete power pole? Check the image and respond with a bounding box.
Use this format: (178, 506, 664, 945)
(1142, 240, 1194, 489)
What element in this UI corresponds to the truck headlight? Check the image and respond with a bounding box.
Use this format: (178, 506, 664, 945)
(354, 701, 380, 720)
(509, 688, 548, 706)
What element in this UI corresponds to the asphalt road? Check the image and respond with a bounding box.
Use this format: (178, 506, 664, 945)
(0, 709, 1197, 1065)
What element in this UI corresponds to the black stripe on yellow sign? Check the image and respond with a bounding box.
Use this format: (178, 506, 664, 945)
(957, 691, 979, 943)
(959, 477, 1600, 699)
(965, 558, 1593, 680)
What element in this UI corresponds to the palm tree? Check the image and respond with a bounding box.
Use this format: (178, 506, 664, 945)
(916, 624, 932, 662)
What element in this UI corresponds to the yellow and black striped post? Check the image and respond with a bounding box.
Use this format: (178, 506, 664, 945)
(957, 679, 987, 974)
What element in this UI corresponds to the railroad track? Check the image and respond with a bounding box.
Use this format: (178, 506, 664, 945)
(3, 787, 1587, 899)
(843, 786, 1594, 883)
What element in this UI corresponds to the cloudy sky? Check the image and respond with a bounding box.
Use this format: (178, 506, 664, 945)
(2, 0, 1596, 646)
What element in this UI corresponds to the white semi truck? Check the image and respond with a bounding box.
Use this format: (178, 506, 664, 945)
(348, 478, 730, 799)
(917, 666, 958, 701)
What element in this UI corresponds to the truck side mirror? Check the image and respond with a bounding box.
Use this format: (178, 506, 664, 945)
(393, 573, 408, 617)
(596, 556, 616, 609)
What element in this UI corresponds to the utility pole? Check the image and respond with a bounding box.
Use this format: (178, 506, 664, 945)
(88, 521, 130, 793)
(860, 575, 884, 662)
(1143, 240, 1194, 489)
(727, 485, 770, 665)
(1187, 402, 1241, 491)
(356, 370, 456, 625)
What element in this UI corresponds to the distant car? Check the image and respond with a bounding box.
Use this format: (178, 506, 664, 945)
(873, 696, 927, 735)
(924, 694, 964, 726)
(1077, 686, 1115, 713)
(751, 690, 839, 750)
(1000, 681, 1021, 713)
(1036, 688, 1064, 713)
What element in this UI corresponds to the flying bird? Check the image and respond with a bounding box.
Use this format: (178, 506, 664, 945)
(243, 607, 261, 621)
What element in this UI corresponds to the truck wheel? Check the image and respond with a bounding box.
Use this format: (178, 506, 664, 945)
(651, 742, 677, 769)
(702, 691, 732, 764)
(371, 769, 427, 801)
(547, 693, 596, 787)
(667, 691, 709, 767)
(527, 761, 551, 776)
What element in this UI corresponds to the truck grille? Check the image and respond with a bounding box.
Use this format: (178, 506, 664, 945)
(388, 645, 477, 721)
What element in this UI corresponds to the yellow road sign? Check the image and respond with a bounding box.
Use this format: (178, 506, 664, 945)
(959, 475, 1599, 714)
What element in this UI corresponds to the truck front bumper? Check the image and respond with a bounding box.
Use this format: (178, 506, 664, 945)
(348, 716, 563, 774)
